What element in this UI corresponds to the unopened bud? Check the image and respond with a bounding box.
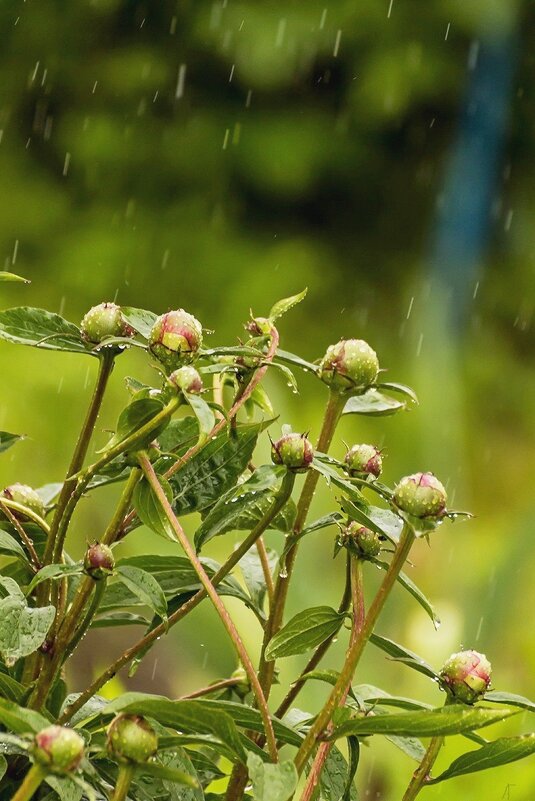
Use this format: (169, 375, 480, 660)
(319, 339, 379, 392)
(81, 303, 134, 344)
(345, 444, 382, 478)
(245, 317, 271, 337)
(393, 472, 447, 519)
(167, 365, 203, 394)
(149, 309, 203, 371)
(107, 714, 158, 764)
(342, 522, 381, 558)
(440, 650, 492, 704)
(84, 542, 115, 580)
(2, 483, 45, 519)
(271, 432, 313, 472)
(231, 667, 251, 698)
(33, 725, 85, 774)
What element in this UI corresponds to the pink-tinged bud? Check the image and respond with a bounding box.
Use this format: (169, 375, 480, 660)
(33, 725, 85, 773)
(84, 542, 115, 580)
(271, 432, 314, 472)
(81, 303, 134, 344)
(107, 714, 158, 764)
(393, 472, 447, 519)
(2, 483, 45, 519)
(319, 339, 379, 392)
(345, 444, 383, 478)
(342, 522, 381, 558)
(167, 365, 203, 395)
(149, 309, 203, 371)
(440, 650, 492, 704)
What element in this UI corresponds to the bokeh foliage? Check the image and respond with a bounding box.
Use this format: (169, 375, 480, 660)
(0, 0, 534, 797)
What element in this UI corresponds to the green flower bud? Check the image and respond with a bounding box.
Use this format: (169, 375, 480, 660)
(342, 522, 381, 558)
(80, 303, 134, 344)
(33, 725, 85, 774)
(230, 667, 251, 698)
(393, 472, 447, 519)
(345, 444, 383, 478)
(271, 432, 313, 472)
(107, 714, 158, 764)
(149, 309, 203, 371)
(440, 650, 492, 704)
(2, 483, 45, 519)
(319, 339, 379, 392)
(167, 365, 203, 394)
(84, 542, 115, 580)
(245, 317, 272, 337)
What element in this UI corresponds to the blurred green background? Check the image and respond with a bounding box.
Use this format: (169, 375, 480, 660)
(0, 0, 534, 797)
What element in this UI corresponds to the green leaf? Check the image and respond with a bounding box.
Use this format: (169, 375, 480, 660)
(134, 474, 175, 541)
(195, 465, 294, 551)
(301, 512, 344, 536)
(0, 698, 49, 733)
(0, 271, 29, 283)
(0, 307, 89, 354)
(26, 562, 84, 595)
(430, 734, 535, 783)
(484, 691, 535, 713)
(45, 775, 83, 801)
(275, 349, 319, 375)
(0, 432, 25, 454)
(330, 705, 516, 740)
(385, 734, 426, 762)
(265, 606, 347, 661)
(269, 288, 307, 321)
(0, 671, 25, 702)
(0, 597, 55, 664)
(0, 754, 6, 783)
(317, 744, 358, 801)
(375, 381, 418, 405)
(91, 611, 149, 628)
(169, 420, 271, 516)
(240, 545, 279, 611)
(121, 307, 158, 338)
(247, 752, 298, 801)
(369, 633, 439, 680)
(158, 417, 199, 454)
(116, 566, 168, 621)
(135, 761, 199, 788)
(184, 393, 215, 445)
(343, 390, 409, 417)
(0, 529, 27, 560)
(101, 397, 166, 452)
(35, 482, 63, 507)
(372, 560, 440, 628)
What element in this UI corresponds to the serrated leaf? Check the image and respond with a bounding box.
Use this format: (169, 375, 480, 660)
(429, 734, 535, 783)
(0, 597, 55, 663)
(184, 393, 215, 445)
(0, 698, 49, 733)
(101, 397, 166, 452)
(134, 475, 175, 541)
(0, 529, 27, 560)
(0, 307, 89, 354)
(330, 706, 516, 740)
(0, 271, 29, 283)
(121, 307, 158, 338)
(269, 288, 307, 322)
(0, 432, 25, 454)
(484, 691, 535, 713)
(247, 752, 298, 801)
(169, 420, 271, 516)
(369, 633, 439, 680)
(265, 606, 347, 661)
(372, 560, 440, 628)
(116, 566, 168, 621)
(26, 562, 84, 595)
(342, 390, 408, 417)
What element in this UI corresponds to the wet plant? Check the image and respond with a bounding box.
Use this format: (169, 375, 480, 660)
(0, 279, 533, 800)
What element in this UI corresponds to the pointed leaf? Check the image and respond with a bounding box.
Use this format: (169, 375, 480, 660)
(269, 288, 307, 321)
(265, 606, 347, 661)
(135, 761, 199, 788)
(0, 271, 29, 283)
(247, 752, 298, 801)
(0, 698, 49, 733)
(184, 393, 215, 445)
(0, 597, 55, 663)
(0, 529, 27, 560)
(275, 349, 319, 375)
(0, 307, 89, 354)
(101, 397, 166, 452)
(316, 744, 358, 801)
(429, 734, 535, 783)
(372, 560, 440, 628)
(484, 691, 535, 713)
(369, 633, 439, 680)
(240, 545, 278, 611)
(0, 432, 25, 455)
(121, 307, 158, 338)
(116, 566, 168, 621)
(134, 475, 175, 541)
(343, 390, 408, 417)
(26, 563, 84, 595)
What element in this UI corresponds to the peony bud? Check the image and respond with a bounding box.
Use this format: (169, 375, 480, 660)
(2, 483, 45, 519)
(81, 303, 134, 344)
(149, 309, 203, 371)
(319, 339, 379, 392)
(271, 432, 314, 472)
(167, 365, 203, 395)
(107, 714, 158, 764)
(230, 667, 251, 698)
(440, 650, 492, 704)
(342, 522, 381, 558)
(33, 725, 85, 774)
(345, 444, 383, 478)
(245, 317, 272, 337)
(393, 472, 447, 519)
(84, 542, 115, 580)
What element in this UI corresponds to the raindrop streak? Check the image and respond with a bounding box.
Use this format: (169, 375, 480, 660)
(387, 0, 395, 19)
(11, 240, 18, 265)
(63, 152, 71, 176)
(175, 64, 187, 99)
(333, 30, 342, 58)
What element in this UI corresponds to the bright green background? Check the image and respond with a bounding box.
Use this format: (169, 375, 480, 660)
(0, 0, 534, 798)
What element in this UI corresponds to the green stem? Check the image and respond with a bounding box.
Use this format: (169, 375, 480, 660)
(9, 765, 46, 801)
(402, 703, 451, 800)
(59, 468, 295, 725)
(111, 764, 135, 801)
(140, 453, 280, 761)
(180, 677, 245, 700)
(258, 390, 345, 698)
(62, 579, 107, 662)
(294, 523, 415, 775)
(0, 500, 41, 570)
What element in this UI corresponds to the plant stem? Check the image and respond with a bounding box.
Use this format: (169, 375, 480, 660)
(9, 765, 46, 801)
(258, 390, 345, 698)
(138, 453, 279, 761)
(180, 677, 244, 700)
(256, 537, 275, 609)
(294, 523, 415, 775)
(59, 470, 295, 725)
(401, 702, 452, 800)
(300, 557, 365, 801)
(0, 500, 41, 570)
(62, 579, 107, 662)
(111, 764, 135, 801)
